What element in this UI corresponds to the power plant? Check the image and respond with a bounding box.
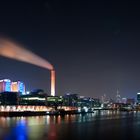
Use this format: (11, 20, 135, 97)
(0, 38, 55, 96)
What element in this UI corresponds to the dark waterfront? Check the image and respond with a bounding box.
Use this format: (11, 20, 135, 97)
(0, 111, 140, 140)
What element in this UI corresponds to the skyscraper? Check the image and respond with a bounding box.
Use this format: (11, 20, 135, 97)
(116, 90, 121, 103)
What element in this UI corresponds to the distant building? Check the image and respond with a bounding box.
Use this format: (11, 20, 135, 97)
(11, 81, 25, 95)
(77, 96, 101, 108)
(63, 93, 78, 106)
(77, 96, 89, 107)
(11, 82, 18, 92)
(0, 79, 25, 95)
(101, 94, 107, 104)
(92, 98, 101, 107)
(0, 79, 11, 92)
(126, 98, 135, 105)
(116, 90, 121, 103)
(30, 89, 45, 95)
(20, 94, 46, 105)
(137, 93, 140, 104)
(122, 98, 127, 104)
(46, 96, 63, 107)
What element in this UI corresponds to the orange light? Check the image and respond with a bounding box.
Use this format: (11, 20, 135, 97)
(11, 82, 18, 92)
(51, 70, 55, 96)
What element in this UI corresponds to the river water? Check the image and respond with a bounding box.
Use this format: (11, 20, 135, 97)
(0, 110, 140, 140)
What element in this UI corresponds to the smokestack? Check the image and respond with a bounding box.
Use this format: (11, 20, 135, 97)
(51, 69, 55, 96)
(0, 38, 56, 96)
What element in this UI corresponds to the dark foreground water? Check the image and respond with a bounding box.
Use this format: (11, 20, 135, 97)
(0, 111, 140, 140)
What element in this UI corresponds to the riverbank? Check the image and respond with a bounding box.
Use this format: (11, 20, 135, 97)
(0, 110, 94, 117)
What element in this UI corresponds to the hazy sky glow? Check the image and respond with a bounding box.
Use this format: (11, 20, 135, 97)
(0, 0, 140, 98)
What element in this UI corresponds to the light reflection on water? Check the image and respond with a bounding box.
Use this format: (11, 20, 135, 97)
(0, 111, 140, 140)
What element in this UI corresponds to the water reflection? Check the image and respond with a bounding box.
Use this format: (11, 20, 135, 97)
(4, 119, 28, 140)
(0, 111, 140, 140)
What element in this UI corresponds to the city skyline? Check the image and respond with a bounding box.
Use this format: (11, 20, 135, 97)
(0, 0, 140, 98)
(1, 1, 140, 140)
(0, 77, 137, 100)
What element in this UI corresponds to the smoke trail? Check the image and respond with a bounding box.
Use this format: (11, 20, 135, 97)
(0, 39, 53, 70)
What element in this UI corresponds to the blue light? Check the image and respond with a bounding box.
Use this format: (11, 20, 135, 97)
(18, 82, 25, 95)
(4, 120, 28, 140)
(5, 81, 11, 92)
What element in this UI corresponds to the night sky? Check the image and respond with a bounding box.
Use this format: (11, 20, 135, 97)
(0, 0, 140, 99)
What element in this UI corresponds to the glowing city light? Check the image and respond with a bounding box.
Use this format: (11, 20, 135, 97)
(51, 70, 55, 96)
(0, 38, 55, 96)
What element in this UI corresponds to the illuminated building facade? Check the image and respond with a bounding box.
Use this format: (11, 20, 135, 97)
(46, 96, 63, 106)
(0, 79, 25, 95)
(137, 93, 140, 104)
(11, 81, 25, 95)
(11, 82, 18, 92)
(0, 79, 11, 92)
(20, 93, 47, 105)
